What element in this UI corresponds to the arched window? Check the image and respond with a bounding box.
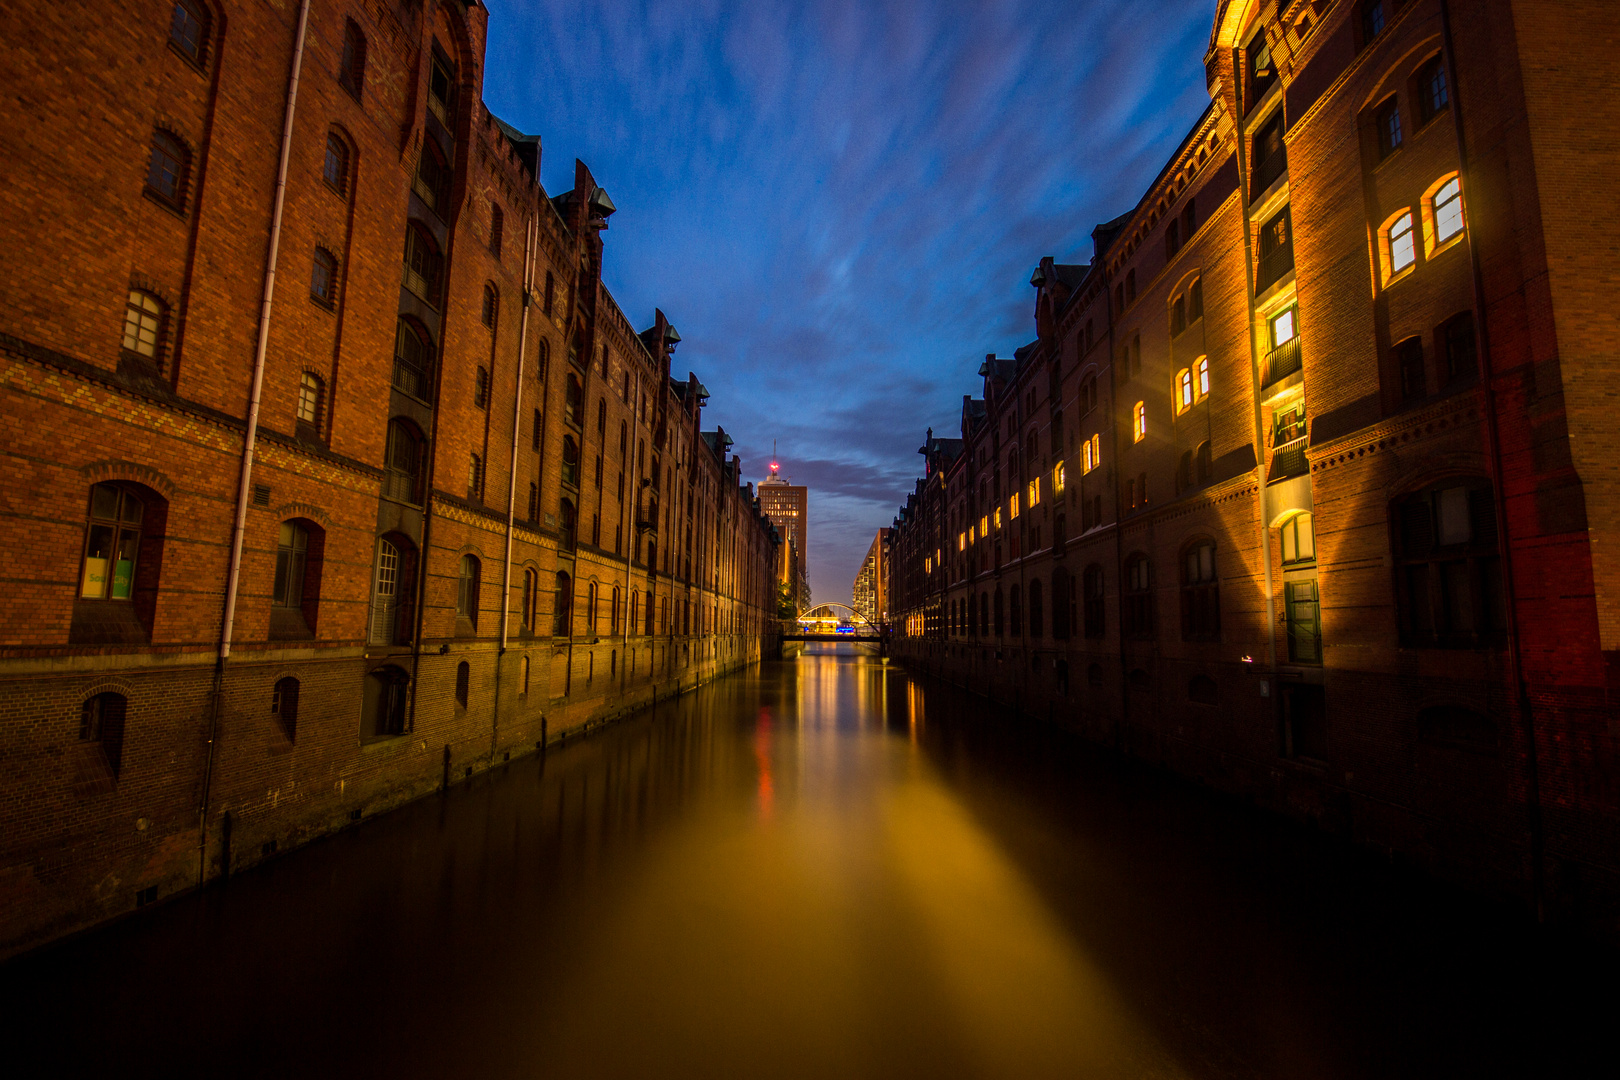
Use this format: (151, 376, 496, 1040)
(1375, 96, 1403, 158)
(1432, 176, 1465, 246)
(1189, 277, 1203, 320)
(611, 585, 621, 635)
(544, 270, 555, 315)
(310, 247, 338, 306)
(1009, 584, 1022, 636)
(1083, 564, 1106, 639)
(457, 554, 480, 625)
(297, 372, 323, 433)
(323, 132, 349, 196)
(1133, 401, 1147, 442)
(1177, 449, 1193, 492)
(597, 398, 607, 435)
(1123, 554, 1154, 639)
(1382, 209, 1416, 282)
(554, 571, 572, 636)
(79, 483, 144, 603)
(1396, 337, 1426, 401)
(1080, 375, 1098, 414)
(559, 497, 577, 548)
(561, 436, 579, 488)
(413, 141, 449, 213)
(382, 419, 424, 503)
(272, 677, 299, 740)
(455, 661, 470, 708)
(1196, 356, 1210, 399)
(1171, 295, 1186, 336)
(521, 567, 537, 634)
(121, 290, 167, 364)
(427, 48, 457, 124)
(631, 591, 641, 636)
(392, 318, 434, 400)
(565, 375, 583, 426)
(80, 692, 127, 778)
(532, 408, 543, 452)
(146, 129, 190, 209)
(1181, 540, 1220, 640)
(644, 589, 655, 635)
(1393, 479, 1505, 647)
(402, 223, 442, 305)
(339, 19, 366, 100)
(489, 203, 504, 258)
(366, 666, 410, 739)
(271, 519, 323, 639)
(466, 454, 482, 499)
(1442, 311, 1476, 385)
(368, 533, 416, 646)
(474, 366, 489, 410)
(1027, 578, 1043, 638)
(526, 482, 539, 522)
(1196, 440, 1212, 484)
(1177, 368, 1194, 413)
(170, 1, 209, 64)
(482, 284, 498, 329)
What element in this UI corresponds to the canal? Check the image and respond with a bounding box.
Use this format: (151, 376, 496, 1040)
(3, 644, 1614, 1078)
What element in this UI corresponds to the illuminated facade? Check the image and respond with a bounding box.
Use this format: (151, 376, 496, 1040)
(852, 528, 891, 625)
(758, 462, 808, 578)
(888, 0, 1620, 932)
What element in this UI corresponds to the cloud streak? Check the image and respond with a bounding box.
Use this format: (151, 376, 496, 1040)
(484, 0, 1215, 604)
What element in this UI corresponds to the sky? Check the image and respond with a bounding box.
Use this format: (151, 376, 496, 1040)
(481, 0, 1217, 607)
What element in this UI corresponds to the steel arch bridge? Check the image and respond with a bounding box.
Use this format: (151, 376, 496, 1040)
(785, 602, 884, 643)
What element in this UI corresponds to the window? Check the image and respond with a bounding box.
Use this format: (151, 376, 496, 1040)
(521, 568, 537, 633)
(383, 419, 423, 503)
(457, 554, 480, 624)
(1432, 176, 1465, 245)
(273, 521, 309, 609)
(1189, 277, 1203, 320)
(611, 586, 622, 635)
(403, 224, 442, 305)
(271, 677, 298, 741)
(1123, 554, 1154, 638)
(1196, 356, 1210, 399)
(565, 374, 583, 426)
(339, 19, 366, 100)
(559, 497, 577, 548)
(146, 130, 189, 210)
(1375, 97, 1403, 158)
(1247, 33, 1276, 111)
(561, 436, 579, 488)
(1387, 210, 1416, 278)
(532, 408, 542, 451)
(1393, 480, 1506, 647)
(1010, 492, 1020, 520)
(467, 453, 482, 499)
(170, 1, 208, 64)
(1280, 512, 1316, 565)
(1177, 369, 1193, 413)
(1125, 269, 1136, 304)
(993, 587, 1004, 636)
(455, 661, 470, 708)
(368, 535, 416, 647)
(1009, 585, 1022, 636)
(1397, 337, 1426, 400)
(544, 271, 555, 315)
(80, 484, 143, 601)
(1418, 56, 1449, 123)
(1361, 1, 1385, 45)
(121, 291, 166, 361)
(1171, 296, 1187, 336)
(392, 318, 434, 399)
(297, 372, 323, 430)
(1182, 200, 1197, 243)
(1270, 306, 1297, 348)
(1256, 204, 1293, 291)
(1252, 112, 1286, 196)
(1196, 440, 1212, 483)
(413, 142, 450, 213)
(323, 134, 349, 196)
(489, 203, 504, 258)
(1166, 220, 1180, 258)
(1181, 540, 1220, 640)
(1267, 304, 1302, 384)
(1053, 460, 1066, 495)
(1133, 401, 1147, 442)
(428, 50, 456, 125)
(80, 693, 127, 778)
(1442, 311, 1476, 384)
(310, 247, 338, 306)
(1284, 580, 1322, 664)
(527, 482, 538, 522)
(554, 571, 572, 636)
(1081, 375, 1098, 414)
(474, 365, 489, 409)
(1083, 564, 1105, 639)
(482, 284, 498, 329)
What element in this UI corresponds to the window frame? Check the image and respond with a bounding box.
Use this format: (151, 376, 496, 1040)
(169, 0, 209, 67)
(145, 129, 190, 212)
(323, 132, 350, 197)
(310, 247, 338, 307)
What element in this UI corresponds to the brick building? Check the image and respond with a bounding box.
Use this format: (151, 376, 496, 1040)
(888, 0, 1620, 934)
(0, 0, 781, 957)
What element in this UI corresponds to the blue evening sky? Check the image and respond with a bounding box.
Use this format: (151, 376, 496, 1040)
(482, 0, 1216, 606)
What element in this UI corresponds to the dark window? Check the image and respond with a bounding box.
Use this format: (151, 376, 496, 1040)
(428, 50, 456, 125)
(490, 203, 504, 258)
(392, 319, 434, 400)
(339, 20, 367, 101)
(170, 1, 208, 64)
(532, 408, 543, 451)
(1196, 440, 1212, 483)
(1252, 112, 1286, 197)
(1257, 205, 1294, 292)
(383, 419, 423, 503)
(561, 436, 579, 488)
(80, 693, 128, 777)
(1171, 296, 1187, 336)
(1418, 56, 1449, 123)
(527, 482, 538, 523)
(521, 568, 537, 632)
(1125, 269, 1136, 304)
(1393, 480, 1506, 647)
(1376, 97, 1403, 158)
(146, 130, 189, 210)
(565, 375, 583, 426)
(1442, 312, 1476, 384)
(554, 571, 573, 636)
(457, 556, 478, 622)
(271, 677, 299, 741)
(1247, 34, 1276, 112)
(1180, 540, 1220, 641)
(1083, 564, 1105, 639)
(474, 366, 489, 410)
(482, 284, 498, 329)
(559, 497, 577, 549)
(1081, 376, 1098, 415)
(467, 453, 482, 500)
(1361, 1, 1385, 45)
(544, 271, 555, 315)
(1397, 337, 1426, 401)
(413, 142, 450, 214)
(367, 666, 409, 738)
(403, 224, 442, 305)
(1166, 220, 1180, 258)
(79, 483, 143, 602)
(1285, 579, 1322, 663)
(273, 521, 309, 609)
(1114, 284, 1125, 315)
(310, 247, 338, 306)
(455, 661, 470, 708)
(1009, 585, 1022, 637)
(368, 535, 417, 647)
(1189, 277, 1203, 320)
(323, 134, 349, 195)
(1124, 554, 1154, 639)
(993, 588, 1004, 637)
(1182, 199, 1197, 241)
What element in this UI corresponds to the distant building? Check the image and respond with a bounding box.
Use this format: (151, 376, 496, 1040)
(852, 528, 891, 625)
(759, 458, 808, 581)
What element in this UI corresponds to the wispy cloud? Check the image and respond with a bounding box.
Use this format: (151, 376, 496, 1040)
(483, 0, 1214, 603)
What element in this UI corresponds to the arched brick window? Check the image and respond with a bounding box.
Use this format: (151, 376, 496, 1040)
(382, 418, 424, 503)
(310, 247, 338, 307)
(80, 692, 128, 780)
(403, 223, 442, 306)
(271, 677, 299, 741)
(74, 482, 166, 645)
(1392, 479, 1505, 648)
(482, 284, 498, 329)
(146, 129, 190, 210)
(1123, 553, 1154, 639)
(121, 290, 168, 371)
(339, 19, 367, 100)
(271, 518, 324, 639)
(169, 1, 209, 65)
(455, 661, 470, 708)
(474, 365, 490, 410)
(368, 533, 417, 646)
(489, 203, 504, 258)
(1083, 563, 1106, 639)
(554, 571, 572, 637)
(297, 372, 324, 435)
(560, 436, 579, 488)
(323, 132, 350, 196)
(392, 318, 434, 399)
(1027, 578, 1043, 638)
(457, 554, 480, 626)
(1180, 539, 1220, 641)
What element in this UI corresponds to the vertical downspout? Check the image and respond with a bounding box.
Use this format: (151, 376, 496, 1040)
(1438, 0, 1542, 918)
(198, 0, 313, 884)
(494, 215, 536, 756)
(622, 368, 641, 682)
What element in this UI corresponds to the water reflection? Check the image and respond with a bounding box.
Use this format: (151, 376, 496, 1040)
(2, 643, 1614, 1078)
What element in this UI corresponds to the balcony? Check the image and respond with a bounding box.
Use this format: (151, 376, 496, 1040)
(1264, 336, 1303, 387)
(1252, 146, 1287, 199)
(1255, 237, 1294, 294)
(1268, 436, 1309, 483)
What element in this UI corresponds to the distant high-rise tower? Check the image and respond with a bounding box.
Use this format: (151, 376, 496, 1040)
(758, 451, 808, 581)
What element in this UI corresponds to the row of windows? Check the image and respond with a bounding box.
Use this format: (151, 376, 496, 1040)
(1379, 174, 1466, 284)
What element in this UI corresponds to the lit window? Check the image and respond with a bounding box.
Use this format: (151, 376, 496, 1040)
(1389, 211, 1416, 276)
(1029, 477, 1040, 507)
(1280, 512, 1316, 565)
(122, 291, 164, 357)
(1196, 356, 1210, 399)
(1433, 177, 1464, 244)
(994, 508, 1002, 530)
(1270, 307, 1297, 347)
(980, 515, 987, 536)
(297, 372, 322, 427)
(1010, 493, 1020, 520)
(958, 532, 965, 551)
(1083, 439, 1094, 474)
(1133, 401, 1147, 442)
(1053, 461, 1066, 495)
(1090, 434, 1100, 469)
(1177, 369, 1193, 413)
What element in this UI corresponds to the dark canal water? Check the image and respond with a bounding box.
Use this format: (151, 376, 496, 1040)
(3, 644, 1615, 1078)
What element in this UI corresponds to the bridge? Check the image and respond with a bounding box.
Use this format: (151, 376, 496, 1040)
(780, 603, 886, 645)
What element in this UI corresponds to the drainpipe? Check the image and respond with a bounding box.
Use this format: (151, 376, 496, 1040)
(493, 215, 536, 757)
(1438, 0, 1542, 918)
(198, 0, 312, 884)
(622, 367, 642, 675)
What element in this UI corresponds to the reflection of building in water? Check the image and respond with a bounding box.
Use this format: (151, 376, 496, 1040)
(852, 528, 891, 625)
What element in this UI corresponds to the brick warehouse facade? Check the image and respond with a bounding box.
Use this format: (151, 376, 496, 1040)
(0, 0, 782, 957)
(888, 0, 1620, 935)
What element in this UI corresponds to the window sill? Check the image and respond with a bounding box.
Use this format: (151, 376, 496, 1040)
(310, 293, 337, 313)
(167, 40, 209, 73)
(1381, 265, 1416, 290)
(1426, 234, 1466, 262)
(142, 187, 188, 221)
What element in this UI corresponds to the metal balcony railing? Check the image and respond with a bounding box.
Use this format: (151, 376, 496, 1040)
(1265, 336, 1303, 386)
(1255, 238, 1294, 293)
(1269, 436, 1310, 482)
